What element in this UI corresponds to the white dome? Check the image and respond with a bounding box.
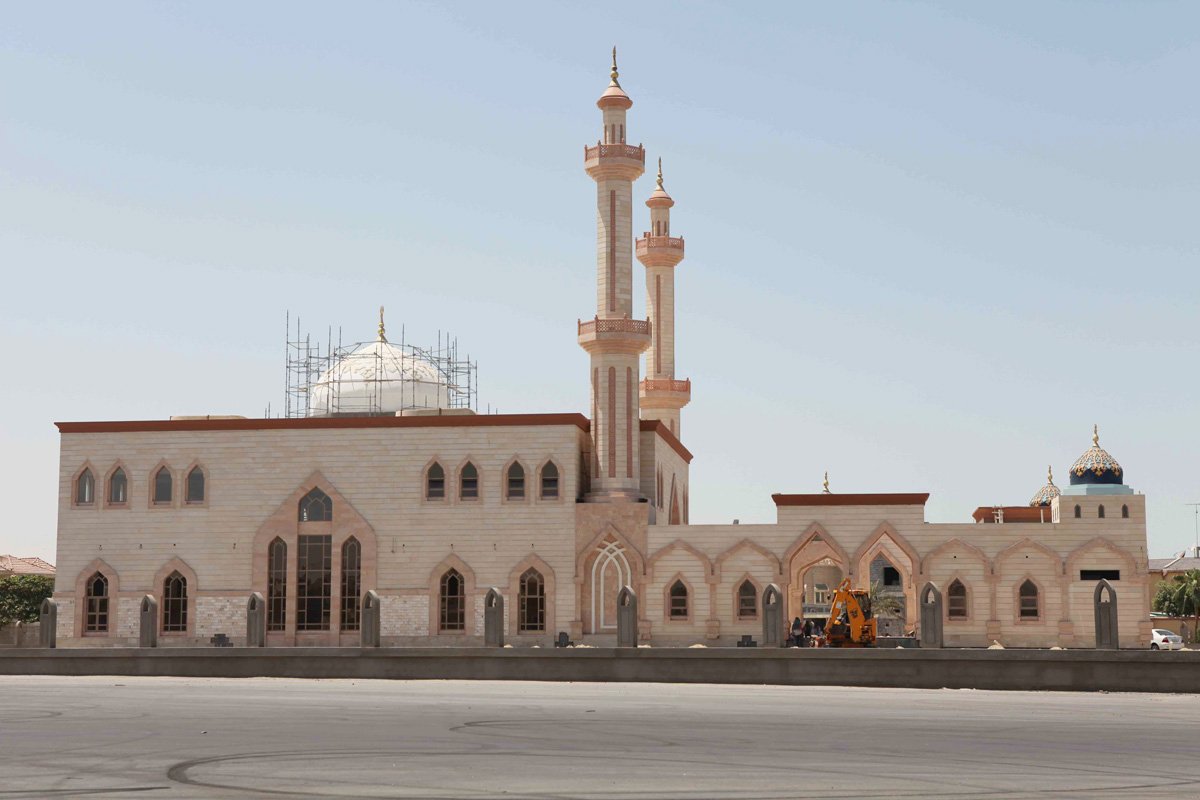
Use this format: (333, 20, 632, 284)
(309, 339, 449, 416)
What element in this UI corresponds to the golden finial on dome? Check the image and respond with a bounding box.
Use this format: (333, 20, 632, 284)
(822, 471, 830, 494)
(1093, 423, 1099, 447)
(610, 46, 620, 87)
(656, 157, 664, 189)
(377, 306, 387, 343)
(1047, 465, 1055, 485)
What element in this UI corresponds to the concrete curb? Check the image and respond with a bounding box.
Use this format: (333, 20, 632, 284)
(3, 647, 1198, 692)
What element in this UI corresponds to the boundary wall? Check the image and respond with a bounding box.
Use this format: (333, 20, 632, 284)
(1, 647, 1196, 693)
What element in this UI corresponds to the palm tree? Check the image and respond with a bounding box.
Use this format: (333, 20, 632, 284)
(1170, 569, 1200, 642)
(869, 581, 903, 619)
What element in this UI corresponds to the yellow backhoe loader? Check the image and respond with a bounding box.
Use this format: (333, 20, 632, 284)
(823, 578, 877, 647)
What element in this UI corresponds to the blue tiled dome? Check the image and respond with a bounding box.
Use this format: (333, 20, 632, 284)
(1029, 466, 1061, 507)
(1069, 426, 1123, 486)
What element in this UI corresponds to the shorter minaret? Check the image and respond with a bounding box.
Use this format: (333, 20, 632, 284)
(637, 159, 690, 438)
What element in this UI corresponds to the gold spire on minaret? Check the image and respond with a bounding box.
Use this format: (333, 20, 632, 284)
(822, 471, 830, 494)
(610, 46, 620, 87)
(1093, 424, 1099, 447)
(656, 157, 664, 189)
(377, 306, 387, 342)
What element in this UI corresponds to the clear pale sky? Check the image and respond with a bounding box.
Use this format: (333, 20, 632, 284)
(2, 2, 1197, 562)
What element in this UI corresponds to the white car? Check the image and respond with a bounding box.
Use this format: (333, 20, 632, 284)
(1151, 629, 1184, 650)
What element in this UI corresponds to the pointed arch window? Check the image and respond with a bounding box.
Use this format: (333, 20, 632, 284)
(1019, 580, 1040, 620)
(507, 462, 525, 500)
(267, 538, 287, 631)
(340, 537, 362, 631)
(737, 580, 758, 621)
(296, 534, 332, 631)
(427, 462, 445, 500)
(440, 568, 465, 631)
(108, 468, 127, 505)
(162, 571, 187, 632)
(299, 487, 332, 522)
(947, 579, 967, 619)
(76, 469, 95, 505)
(1122, 504, 1129, 519)
(153, 467, 173, 504)
(668, 580, 689, 620)
(1074, 505, 1081, 519)
(460, 462, 478, 500)
(518, 568, 545, 632)
(85, 572, 108, 633)
(1098, 504, 1105, 519)
(540, 462, 559, 499)
(185, 467, 205, 504)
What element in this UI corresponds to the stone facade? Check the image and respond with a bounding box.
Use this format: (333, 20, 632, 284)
(50, 53, 1152, 650)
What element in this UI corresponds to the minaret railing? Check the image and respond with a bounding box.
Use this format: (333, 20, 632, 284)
(584, 142, 646, 162)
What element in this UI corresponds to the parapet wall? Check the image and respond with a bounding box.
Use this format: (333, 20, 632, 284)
(1, 647, 1195, 693)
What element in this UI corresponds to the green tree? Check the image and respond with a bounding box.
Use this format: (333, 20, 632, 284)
(1152, 580, 1183, 616)
(1169, 569, 1200, 642)
(0, 575, 55, 626)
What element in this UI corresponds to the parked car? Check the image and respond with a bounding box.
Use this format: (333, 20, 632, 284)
(1151, 629, 1184, 650)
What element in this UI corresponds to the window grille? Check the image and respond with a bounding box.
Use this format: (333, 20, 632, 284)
(1019, 580, 1039, 619)
(153, 467, 172, 504)
(108, 468, 127, 504)
(669, 580, 688, 620)
(440, 569, 465, 631)
(185, 467, 205, 504)
(299, 487, 332, 522)
(518, 568, 545, 632)
(340, 537, 362, 631)
(162, 572, 187, 632)
(947, 579, 967, 619)
(737, 580, 757, 620)
(427, 463, 445, 500)
(85, 572, 108, 633)
(267, 538, 287, 631)
(540, 462, 559, 499)
(296, 534, 332, 631)
(507, 463, 525, 500)
(460, 463, 478, 499)
(76, 469, 94, 505)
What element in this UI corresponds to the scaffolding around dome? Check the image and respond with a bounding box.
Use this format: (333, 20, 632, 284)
(282, 311, 478, 418)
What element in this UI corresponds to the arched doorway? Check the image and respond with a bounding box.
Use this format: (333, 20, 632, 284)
(785, 529, 848, 632)
(587, 540, 631, 634)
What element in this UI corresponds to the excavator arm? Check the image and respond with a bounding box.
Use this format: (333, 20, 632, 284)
(824, 578, 877, 647)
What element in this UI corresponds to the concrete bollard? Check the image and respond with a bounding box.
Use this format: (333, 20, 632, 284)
(483, 588, 504, 647)
(761, 584, 784, 648)
(919, 582, 943, 649)
(361, 590, 381, 648)
(616, 586, 638, 647)
(246, 592, 266, 647)
(1094, 578, 1119, 650)
(139, 594, 158, 648)
(39, 599, 57, 649)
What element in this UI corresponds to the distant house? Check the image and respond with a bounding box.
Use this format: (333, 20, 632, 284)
(1149, 551, 1200, 582)
(0, 556, 56, 579)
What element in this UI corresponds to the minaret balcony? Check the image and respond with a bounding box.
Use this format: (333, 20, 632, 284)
(584, 142, 646, 181)
(635, 235, 685, 262)
(640, 378, 692, 408)
(577, 315, 652, 355)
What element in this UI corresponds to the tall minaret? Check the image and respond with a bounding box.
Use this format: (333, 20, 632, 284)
(637, 159, 690, 438)
(578, 48, 650, 501)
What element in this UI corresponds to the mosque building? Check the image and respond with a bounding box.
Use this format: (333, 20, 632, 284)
(51, 53, 1151, 649)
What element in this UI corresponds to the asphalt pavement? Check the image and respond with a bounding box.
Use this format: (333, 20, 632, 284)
(2, 676, 1198, 798)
